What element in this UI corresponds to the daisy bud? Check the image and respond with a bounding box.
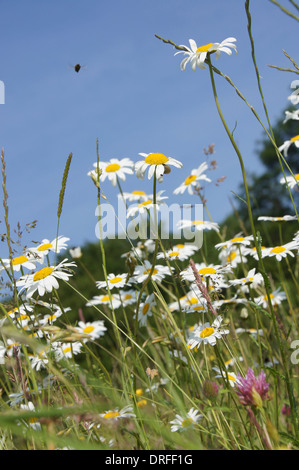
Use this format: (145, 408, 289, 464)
(203, 379, 219, 399)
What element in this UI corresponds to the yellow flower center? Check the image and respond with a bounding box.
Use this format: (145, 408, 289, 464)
(169, 251, 180, 257)
(270, 246, 286, 254)
(33, 267, 54, 281)
(296, 174, 299, 181)
(230, 237, 245, 243)
(198, 267, 216, 275)
(124, 294, 132, 300)
(290, 135, 299, 142)
(37, 243, 53, 252)
(138, 200, 152, 207)
(188, 297, 199, 305)
(192, 220, 204, 225)
(63, 346, 72, 354)
(181, 417, 194, 428)
(83, 326, 95, 334)
(144, 153, 169, 165)
(105, 163, 121, 172)
(200, 327, 215, 338)
(184, 174, 197, 186)
(110, 276, 123, 284)
(176, 244, 185, 249)
(226, 252, 237, 262)
(103, 411, 120, 419)
(144, 268, 158, 276)
(137, 399, 147, 408)
(227, 374, 236, 382)
(196, 43, 213, 53)
(192, 306, 204, 311)
(142, 303, 150, 315)
(132, 190, 146, 195)
(101, 295, 110, 302)
(136, 388, 143, 396)
(12, 256, 28, 266)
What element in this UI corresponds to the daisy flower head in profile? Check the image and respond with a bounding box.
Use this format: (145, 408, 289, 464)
(280, 173, 299, 190)
(96, 273, 129, 290)
(2, 254, 37, 272)
(135, 293, 156, 327)
(215, 233, 254, 250)
(262, 240, 299, 262)
(135, 152, 183, 183)
(120, 190, 149, 203)
(175, 37, 237, 71)
(213, 367, 241, 388)
(177, 219, 220, 233)
(279, 135, 299, 157)
(86, 293, 122, 310)
(126, 191, 168, 219)
(258, 215, 297, 223)
(173, 162, 211, 195)
(181, 262, 231, 284)
(99, 405, 136, 421)
(157, 243, 199, 262)
(88, 158, 134, 187)
(28, 236, 70, 263)
(188, 315, 229, 349)
(16, 259, 76, 298)
(170, 407, 202, 432)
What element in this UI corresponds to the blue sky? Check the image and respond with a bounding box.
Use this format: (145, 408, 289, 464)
(1, 0, 298, 252)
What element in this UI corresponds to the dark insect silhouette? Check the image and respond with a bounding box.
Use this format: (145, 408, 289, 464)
(74, 64, 82, 73)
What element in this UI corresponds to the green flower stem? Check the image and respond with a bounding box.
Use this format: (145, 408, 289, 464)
(268, 0, 299, 21)
(207, 56, 299, 440)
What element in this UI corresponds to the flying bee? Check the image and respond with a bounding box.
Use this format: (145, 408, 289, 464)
(69, 63, 86, 73)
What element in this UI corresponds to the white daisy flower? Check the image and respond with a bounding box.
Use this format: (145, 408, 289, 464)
(16, 259, 76, 298)
(213, 367, 241, 388)
(99, 405, 136, 421)
(132, 260, 172, 284)
(118, 289, 137, 306)
(173, 162, 211, 195)
(262, 240, 299, 261)
(86, 293, 122, 310)
(29, 347, 50, 371)
(88, 158, 134, 187)
(235, 327, 263, 338)
(258, 215, 297, 222)
(229, 268, 264, 290)
(175, 37, 237, 71)
(2, 254, 37, 272)
(188, 315, 229, 349)
(215, 233, 254, 250)
(279, 134, 299, 157)
(28, 236, 70, 262)
(181, 263, 231, 283)
(280, 173, 299, 190)
(20, 402, 41, 431)
(157, 243, 198, 262)
(53, 341, 83, 360)
(126, 191, 168, 219)
(218, 245, 248, 267)
(120, 190, 149, 203)
(170, 407, 202, 432)
(135, 152, 183, 183)
(135, 293, 156, 327)
(96, 273, 129, 290)
(177, 219, 220, 233)
(254, 288, 287, 309)
(242, 245, 268, 261)
(75, 320, 107, 342)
